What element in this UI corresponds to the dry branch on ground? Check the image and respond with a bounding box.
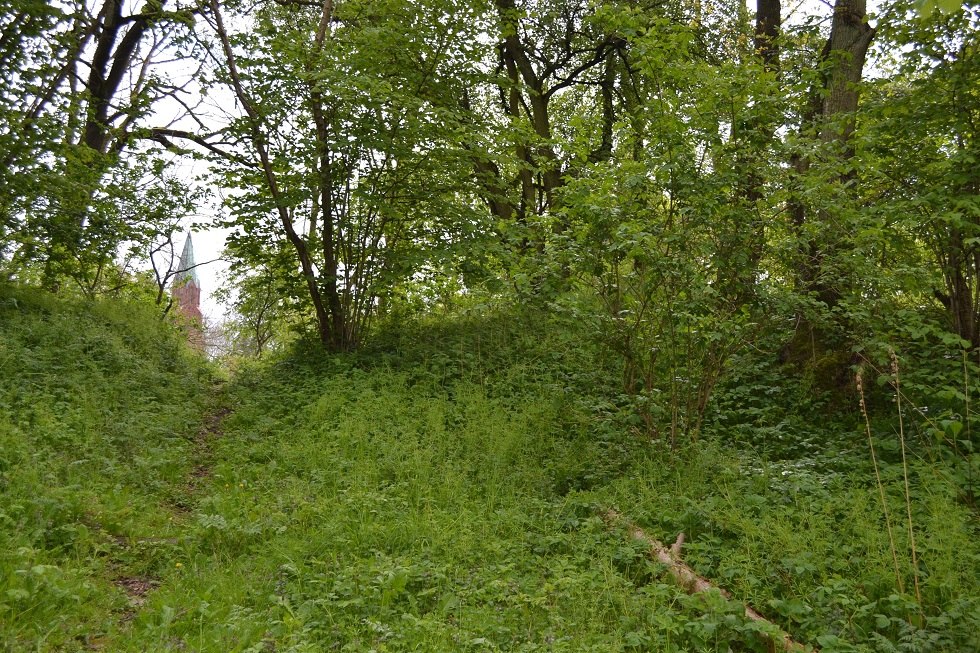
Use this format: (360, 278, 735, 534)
(601, 509, 813, 653)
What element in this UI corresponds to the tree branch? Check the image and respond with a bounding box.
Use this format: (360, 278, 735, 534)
(145, 127, 254, 166)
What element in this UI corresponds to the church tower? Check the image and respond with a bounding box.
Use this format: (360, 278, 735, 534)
(173, 233, 204, 349)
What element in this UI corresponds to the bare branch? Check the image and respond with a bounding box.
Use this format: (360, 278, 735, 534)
(146, 127, 253, 166)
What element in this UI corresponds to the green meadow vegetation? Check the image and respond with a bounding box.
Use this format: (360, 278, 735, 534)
(4, 0, 980, 650)
(2, 285, 977, 652)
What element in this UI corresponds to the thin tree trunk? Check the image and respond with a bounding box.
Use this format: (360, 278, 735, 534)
(724, 0, 781, 306)
(309, 0, 349, 351)
(209, 0, 334, 349)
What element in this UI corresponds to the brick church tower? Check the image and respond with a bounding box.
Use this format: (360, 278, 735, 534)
(172, 233, 205, 349)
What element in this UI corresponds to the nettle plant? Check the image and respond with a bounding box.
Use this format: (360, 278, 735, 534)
(538, 11, 778, 445)
(552, 160, 753, 445)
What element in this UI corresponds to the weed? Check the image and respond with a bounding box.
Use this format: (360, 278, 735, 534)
(2, 288, 977, 652)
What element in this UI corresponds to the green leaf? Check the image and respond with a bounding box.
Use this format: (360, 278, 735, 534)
(936, 0, 962, 14)
(947, 420, 964, 437)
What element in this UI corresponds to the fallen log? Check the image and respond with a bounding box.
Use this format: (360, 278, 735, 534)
(601, 509, 813, 653)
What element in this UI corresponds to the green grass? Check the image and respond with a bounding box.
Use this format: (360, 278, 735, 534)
(2, 288, 978, 651)
(0, 285, 211, 650)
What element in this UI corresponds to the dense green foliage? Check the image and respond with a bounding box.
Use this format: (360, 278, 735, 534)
(0, 285, 211, 649)
(3, 0, 980, 650)
(1, 289, 977, 651)
(2, 0, 978, 383)
(0, 0, 203, 289)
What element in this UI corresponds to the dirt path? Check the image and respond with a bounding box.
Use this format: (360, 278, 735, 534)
(183, 391, 231, 504)
(105, 385, 231, 639)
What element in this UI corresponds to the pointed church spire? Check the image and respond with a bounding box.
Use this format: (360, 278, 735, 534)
(171, 232, 205, 351)
(174, 232, 199, 287)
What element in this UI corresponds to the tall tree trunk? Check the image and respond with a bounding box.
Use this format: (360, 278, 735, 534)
(782, 0, 873, 376)
(722, 0, 781, 307)
(937, 223, 980, 351)
(34, 0, 164, 288)
(755, 0, 780, 68)
(499, 40, 536, 223)
(486, 0, 613, 227)
(795, 0, 874, 306)
(82, 0, 159, 156)
(309, 0, 350, 351)
(819, 0, 875, 146)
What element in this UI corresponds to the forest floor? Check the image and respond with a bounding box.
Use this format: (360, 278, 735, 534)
(1, 286, 978, 652)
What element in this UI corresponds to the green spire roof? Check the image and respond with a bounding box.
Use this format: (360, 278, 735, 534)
(174, 233, 199, 286)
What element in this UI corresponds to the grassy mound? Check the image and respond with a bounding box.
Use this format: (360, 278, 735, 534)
(0, 285, 211, 650)
(2, 296, 977, 651)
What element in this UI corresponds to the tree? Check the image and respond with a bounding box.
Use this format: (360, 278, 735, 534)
(713, 0, 782, 305)
(863, 2, 980, 348)
(0, 0, 203, 288)
(545, 1, 779, 441)
(789, 0, 875, 311)
(206, 0, 485, 350)
(462, 0, 624, 250)
(215, 264, 296, 357)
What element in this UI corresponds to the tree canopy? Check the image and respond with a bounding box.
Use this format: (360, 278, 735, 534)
(2, 2, 980, 649)
(1, 0, 978, 401)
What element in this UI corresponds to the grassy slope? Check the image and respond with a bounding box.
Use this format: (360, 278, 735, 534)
(0, 285, 211, 650)
(2, 290, 977, 652)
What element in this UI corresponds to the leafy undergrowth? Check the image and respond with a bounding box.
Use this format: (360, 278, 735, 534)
(2, 290, 978, 651)
(0, 285, 212, 650)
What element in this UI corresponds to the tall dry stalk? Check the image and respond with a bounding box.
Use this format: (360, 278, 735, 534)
(965, 351, 975, 507)
(890, 350, 922, 610)
(857, 368, 904, 594)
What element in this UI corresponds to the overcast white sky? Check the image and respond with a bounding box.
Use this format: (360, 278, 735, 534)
(156, 66, 233, 322)
(176, 194, 230, 324)
(158, 132, 229, 322)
